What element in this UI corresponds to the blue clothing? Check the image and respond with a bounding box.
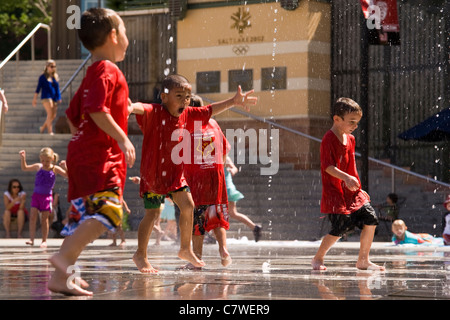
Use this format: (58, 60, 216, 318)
(35, 74, 61, 101)
(392, 230, 443, 245)
(225, 169, 244, 202)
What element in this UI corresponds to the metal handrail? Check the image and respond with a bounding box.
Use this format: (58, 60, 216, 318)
(209, 101, 450, 190)
(0, 23, 51, 146)
(0, 23, 51, 71)
(61, 53, 92, 95)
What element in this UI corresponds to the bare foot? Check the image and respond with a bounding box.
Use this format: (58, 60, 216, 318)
(178, 249, 205, 268)
(356, 261, 386, 271)
(47, 255, 92, 296)
(133, 252, 158, 273)
(176, 263, 202, 271)
(47, 270, 93, 296)
(221, 254, 232, 267)
(311, 257, 327, 271)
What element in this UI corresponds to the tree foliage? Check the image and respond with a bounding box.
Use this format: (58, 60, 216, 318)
(0, 0, 51, 59)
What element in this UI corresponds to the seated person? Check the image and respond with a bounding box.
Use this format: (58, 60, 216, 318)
(3, 179, 28, 238)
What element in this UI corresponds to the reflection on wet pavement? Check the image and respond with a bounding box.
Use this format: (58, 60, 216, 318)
(0, 239, 449, 300)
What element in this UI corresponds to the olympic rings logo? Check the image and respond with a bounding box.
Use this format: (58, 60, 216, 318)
(232, 45, 249, 56)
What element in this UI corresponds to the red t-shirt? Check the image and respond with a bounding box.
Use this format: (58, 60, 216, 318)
(136, 103, 212, 196)
(66, 60, 129, 201)
(184, 118, 230, 206)
(320, 130, 369, 214)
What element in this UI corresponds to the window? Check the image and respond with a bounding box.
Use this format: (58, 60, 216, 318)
(196, 71, 221, 94)
(228, 69, 253, 92)
(261, 67, 287, 91)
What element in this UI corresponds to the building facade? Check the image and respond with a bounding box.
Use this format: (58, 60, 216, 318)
(177, 0, 332, 168)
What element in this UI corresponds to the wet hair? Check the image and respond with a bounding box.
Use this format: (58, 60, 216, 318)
(7, 179, 23, 194)
(40, 147, 59, 163)
(189, 94, 204, 107)
(161, 74, 191, 94)
(332, 97, 362, 119)
(387, 193, 398, 204)
(392, 219, 406, 227)
(78, 8, 121, 51)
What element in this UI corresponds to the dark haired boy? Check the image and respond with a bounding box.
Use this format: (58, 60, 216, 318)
(48, 8, 134, 296)
(311, 97, 385, 271)
(129, 74, 257, 273)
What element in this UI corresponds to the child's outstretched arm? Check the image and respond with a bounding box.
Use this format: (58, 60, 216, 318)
(19, 150, 41, 172)
(128, 101, 145, 115)
(211, 86, 257, 116)
(89, 112, 136, 168)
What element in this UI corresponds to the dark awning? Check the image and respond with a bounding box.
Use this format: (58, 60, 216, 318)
(398, 108, 450, 142)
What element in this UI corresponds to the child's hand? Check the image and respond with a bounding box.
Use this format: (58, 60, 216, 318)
(233, 85, 258, 111)
(129, 176, 140, 184)
(59, 160, 67, 170)
(19, 150, 26, 158)
(343, 175, 360, 191)
(119, 138, 136, 168)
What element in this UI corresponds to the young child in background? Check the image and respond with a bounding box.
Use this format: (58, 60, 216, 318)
(184, 94, 231, 269)
(225, 156, 262, 242)
(129, 74, 257, 273)
(19, 148, 67, 247)
(391, 219, 442, 245)
(47, 8, 134, 296)
(311, 97, 384, 271)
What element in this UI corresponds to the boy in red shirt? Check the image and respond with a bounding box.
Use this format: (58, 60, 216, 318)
(48, 8, 135, 296)
(130, 75, 257, 273)
(185, 95, 231, 268)
(311, 97, 385, 271)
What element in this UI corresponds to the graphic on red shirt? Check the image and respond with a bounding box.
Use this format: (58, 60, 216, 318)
(184, 119, 230, 206)
(66, 60, 129, 201)
(320, 130, 369, 214)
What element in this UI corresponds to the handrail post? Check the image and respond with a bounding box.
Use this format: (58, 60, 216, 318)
(48, 27, 51, 60)
(31, 35, 35, 61)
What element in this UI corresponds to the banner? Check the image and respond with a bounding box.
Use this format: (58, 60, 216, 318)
(360, 0, 400, 45)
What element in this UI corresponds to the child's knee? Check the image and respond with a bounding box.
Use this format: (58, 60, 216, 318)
(145, 209, 160, 221)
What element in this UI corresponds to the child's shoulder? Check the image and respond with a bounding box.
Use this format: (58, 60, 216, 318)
(88, 60, 121, 76)
(321, 130, 335, 142)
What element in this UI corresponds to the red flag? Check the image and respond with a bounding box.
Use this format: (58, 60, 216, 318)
(360, 0, 400, 45)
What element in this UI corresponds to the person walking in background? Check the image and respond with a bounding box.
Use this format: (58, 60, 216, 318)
(19, 148, 67, 247)
(32, 60, 62, 135)
(225, 156, 262, 242)
(3, 179, 28, 238)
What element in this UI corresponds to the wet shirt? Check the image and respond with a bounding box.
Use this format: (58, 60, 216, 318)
(65, 60, 129, 201)
(184, 118, 230, 206)
(136, 103, 212, 196)
(320, 130, 369, 214)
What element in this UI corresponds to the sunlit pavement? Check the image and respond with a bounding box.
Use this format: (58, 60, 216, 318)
(0, 238, 449, 301)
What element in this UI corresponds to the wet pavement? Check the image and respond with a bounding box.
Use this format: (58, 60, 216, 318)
(0, 238, 449, 302)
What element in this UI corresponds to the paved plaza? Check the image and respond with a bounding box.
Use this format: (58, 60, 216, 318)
(0, 237, 449, 303)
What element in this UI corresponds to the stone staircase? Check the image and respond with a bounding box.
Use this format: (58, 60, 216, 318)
(0, 60, 84, 134)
